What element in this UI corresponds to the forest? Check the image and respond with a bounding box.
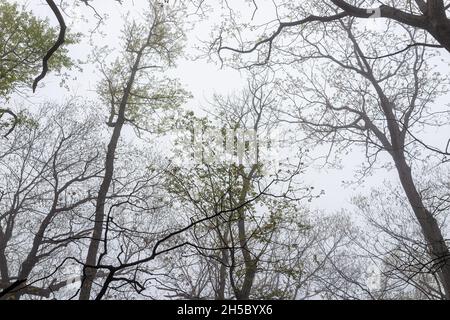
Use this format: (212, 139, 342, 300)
(0, 0, 450, 300)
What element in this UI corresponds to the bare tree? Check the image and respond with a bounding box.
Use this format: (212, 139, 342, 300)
(0, 101, 104, 299)
(272, 17, 450, 298)
(153, 75, 346, 300)
(78, 1, 188, 299)
(210, 0, 450, 67)
(353, 183, 448, 299)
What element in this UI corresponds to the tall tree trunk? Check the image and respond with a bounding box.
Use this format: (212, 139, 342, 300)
(393, 153, 450, 299)
(216, 248, 228, 300)
(79, 45, 147, 300)
(0, 233, 9, 283)
(235, 215, 257, 300)
(78, 110, 125, 300)
(234, 166, 258, 300)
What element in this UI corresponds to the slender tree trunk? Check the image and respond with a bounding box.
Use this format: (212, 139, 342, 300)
(0, 233, 9, 283)
(393, 153, 450, 299)
(216, 248, 228, 300)
(235, 214, 257, 300)
(78, 112, 125, 300)
(234, 167, 258, 300)
(0, 236, 11, 300)
(365, 42, 450, 297)
(79, 45, 147, 300)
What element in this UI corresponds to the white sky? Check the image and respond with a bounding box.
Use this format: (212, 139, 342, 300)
(6, 0, 450, 214)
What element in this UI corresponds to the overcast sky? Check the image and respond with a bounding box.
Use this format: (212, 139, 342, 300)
(8, 0, 450, 216)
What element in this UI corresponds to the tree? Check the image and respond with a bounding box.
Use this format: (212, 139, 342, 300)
(0, 101, 104, 299)
(155, 75, 345, 300)
(78, 1, 188, 300)
(272, 17, 450, 298)
(0, 0, 76, 137)
(0, 0, 76, 96)
(353, 183, 448, 299)
(212, 0, 450, 67)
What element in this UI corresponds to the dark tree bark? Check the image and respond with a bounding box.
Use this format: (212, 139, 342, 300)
(288, 17, 450, 299)
(79, 21, 158, 299)
(79, 53, 143, 300)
